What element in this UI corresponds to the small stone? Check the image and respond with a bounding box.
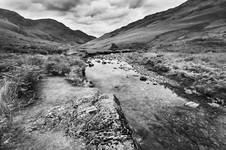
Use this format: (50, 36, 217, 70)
(184, 89, 193, 95)
(140, 76, 147, 81)
(86, 106, 98, 114)
(89, 63, 94, 67)
(88, 81, 95, 88)
(185, 101, 200, 108)
(96, 60, 101, 63)
(208, 103, 220, 108)
(133, 74, 139, 77)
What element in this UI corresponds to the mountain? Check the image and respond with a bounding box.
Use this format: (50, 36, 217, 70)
(80, 0, 226, 53)
(0, 8, 95, 54)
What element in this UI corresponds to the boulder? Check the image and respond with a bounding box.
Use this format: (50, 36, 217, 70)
(33, 92, 139, 150)
(71, 94, 139, 149)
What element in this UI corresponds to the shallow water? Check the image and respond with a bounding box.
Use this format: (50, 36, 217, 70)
(86, 58, 226, 150)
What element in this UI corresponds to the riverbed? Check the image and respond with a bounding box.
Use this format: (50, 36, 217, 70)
(86, 58, 226, 150)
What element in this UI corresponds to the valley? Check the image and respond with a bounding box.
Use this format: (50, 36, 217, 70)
(0, 0, 226, 149)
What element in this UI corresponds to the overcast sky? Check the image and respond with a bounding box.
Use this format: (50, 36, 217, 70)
(0, 0, 187, 37)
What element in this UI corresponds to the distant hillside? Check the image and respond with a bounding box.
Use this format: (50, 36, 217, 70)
(0, 8, 95, 54)
(80, 0, 226, 53)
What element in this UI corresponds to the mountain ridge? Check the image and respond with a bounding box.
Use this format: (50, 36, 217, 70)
(79, 0, 226, 53)
(0, 8, 95, 54)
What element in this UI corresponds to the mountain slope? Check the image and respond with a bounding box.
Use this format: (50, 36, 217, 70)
(80, 0, 226, 53)
(0, 8, 95, 54)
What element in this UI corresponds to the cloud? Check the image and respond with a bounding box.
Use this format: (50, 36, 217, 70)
(98, 9, 129, 21)
(129, 0, 146, 9)
(31, 0, 82, 11)
(13, 1, 30, 10)
(0, 0, 187, 37)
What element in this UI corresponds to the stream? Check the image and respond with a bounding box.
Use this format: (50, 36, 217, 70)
(86, 58, 226, 150)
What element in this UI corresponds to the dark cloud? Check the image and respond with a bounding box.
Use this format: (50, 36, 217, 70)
(31, 0, 82, 11)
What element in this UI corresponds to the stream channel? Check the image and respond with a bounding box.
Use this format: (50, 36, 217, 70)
(86, 58, 226, 150)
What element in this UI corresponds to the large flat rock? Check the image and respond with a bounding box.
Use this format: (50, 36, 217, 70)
(33, 87, 139, 150)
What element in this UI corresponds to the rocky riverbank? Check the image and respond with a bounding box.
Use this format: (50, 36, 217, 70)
(93, 52, 226, 107)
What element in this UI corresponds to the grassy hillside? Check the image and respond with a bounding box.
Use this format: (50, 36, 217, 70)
(79, 0, 226, 53)
(0, 8, 95, 54)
